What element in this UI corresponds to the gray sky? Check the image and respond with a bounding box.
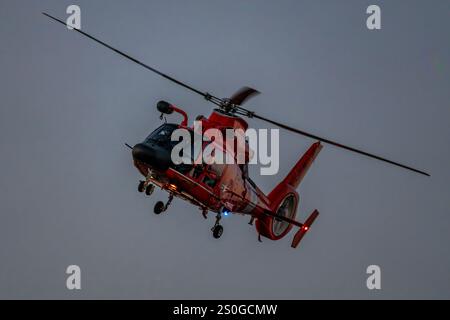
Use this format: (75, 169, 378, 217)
(0, 0, 449, 299)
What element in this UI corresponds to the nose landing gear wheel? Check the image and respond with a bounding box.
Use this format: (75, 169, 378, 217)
(138, 181, 145, 193)
(212, 225, 223, 239)
(145, 185, 155, 196)
(154, 201, 165, 215)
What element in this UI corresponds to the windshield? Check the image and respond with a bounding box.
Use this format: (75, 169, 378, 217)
(145, 124, 179, 143)
(144, 124, 212, 172)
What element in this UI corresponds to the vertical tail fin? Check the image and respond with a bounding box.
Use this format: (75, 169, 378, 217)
(279, 142, 322, 189)
(267, 142, 322, 206)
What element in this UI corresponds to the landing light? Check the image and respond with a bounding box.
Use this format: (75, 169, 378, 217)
(168, 184, 178, 192)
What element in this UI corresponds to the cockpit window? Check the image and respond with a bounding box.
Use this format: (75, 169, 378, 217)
(145, 124, 178, 143)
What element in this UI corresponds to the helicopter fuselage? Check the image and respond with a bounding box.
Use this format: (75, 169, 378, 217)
(131, 104, 322, 243)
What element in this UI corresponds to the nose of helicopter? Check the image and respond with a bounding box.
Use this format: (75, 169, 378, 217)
(132, 143, 172, 171)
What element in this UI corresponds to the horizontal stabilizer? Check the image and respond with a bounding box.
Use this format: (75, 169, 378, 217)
(291, 210, 319, 248)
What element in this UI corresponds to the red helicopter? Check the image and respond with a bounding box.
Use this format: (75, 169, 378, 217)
(44, 13, 429, 248)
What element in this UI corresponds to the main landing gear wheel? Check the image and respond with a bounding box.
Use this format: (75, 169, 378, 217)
(138, 181, 145, 193)
(211, 211, 223, 239)
(212, 225, 224, 239)
(153, 195, 173, 215)
(154, 201, 165, 215)
(145, 185, 155, 196)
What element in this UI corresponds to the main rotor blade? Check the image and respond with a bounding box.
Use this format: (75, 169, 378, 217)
(229, 87, 260, 106)
(42, 12, 221, 104)
(251, 113, 430, 177)
(43, 13, 429, 177)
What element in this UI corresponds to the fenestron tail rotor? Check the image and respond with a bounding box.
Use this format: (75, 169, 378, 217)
(43, 12, 429, 177)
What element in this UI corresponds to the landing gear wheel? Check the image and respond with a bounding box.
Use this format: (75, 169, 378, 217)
(145, 185, 155, 196)
(212, 225, 223, 239)
(154, 201, 165, 215)
(138, 181, 145, 193)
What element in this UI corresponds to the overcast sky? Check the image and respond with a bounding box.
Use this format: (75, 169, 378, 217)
(0, 0, 449, 299)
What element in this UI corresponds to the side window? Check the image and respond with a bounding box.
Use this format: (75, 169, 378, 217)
(202, 165, 223, 189)
(202, 174, 217, 188)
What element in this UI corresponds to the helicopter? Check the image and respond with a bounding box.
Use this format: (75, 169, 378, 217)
(43, 13, 429, 248)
